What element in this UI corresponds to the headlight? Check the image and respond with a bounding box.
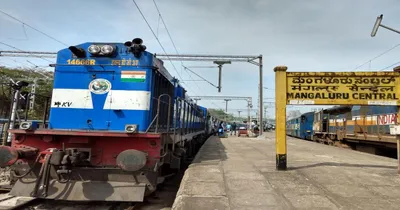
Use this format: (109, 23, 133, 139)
(125, 124, 138, 133)
(20, 122, 32, 130)
(19, 121, 38, 130)
(88, 45, 101, 54)
(101, 45, 114, 55)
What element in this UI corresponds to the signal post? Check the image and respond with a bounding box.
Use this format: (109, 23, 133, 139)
(274, 66, 400, 173)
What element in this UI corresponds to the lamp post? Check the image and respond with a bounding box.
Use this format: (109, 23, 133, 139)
(371, 14, 400, 37)
(371, 14, 400, 174)
(224, 99, 232, 121)
(248, 101, 253, 130)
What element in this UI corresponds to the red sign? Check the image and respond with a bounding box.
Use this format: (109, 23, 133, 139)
(377, 113, 398, 125)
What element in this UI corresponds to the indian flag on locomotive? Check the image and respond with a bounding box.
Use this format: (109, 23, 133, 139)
(121, 71, 146, 82)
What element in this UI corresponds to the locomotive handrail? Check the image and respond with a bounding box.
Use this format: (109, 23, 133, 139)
(145, 113, 158, 133)
(155, 94, 172, 133)
(172, 97, 182, 153)
(172, 98, 178, 153)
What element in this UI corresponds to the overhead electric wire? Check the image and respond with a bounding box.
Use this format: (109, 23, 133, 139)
(26, 60, 39, 68)
(0, 9, 68, 47)
(132, 0, 223, 112)
(152, 0, 203, 81)
(0, 41, 53, 63)
(130, 0, 193, 90)
(379, 61, 400, 71)
(150, 0, 205, 94)
(185, 66, 218, 68)
(354, 43, 400, 70)
(0, 49, 32, 69)
(152, 0, 181, 62)
(183, 66, 218, 88)
(151, 0, 222, 111)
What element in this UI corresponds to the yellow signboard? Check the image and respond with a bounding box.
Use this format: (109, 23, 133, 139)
(286, 72, 400, 105)
(274, 66, 400, 171)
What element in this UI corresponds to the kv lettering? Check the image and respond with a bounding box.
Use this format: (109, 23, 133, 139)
(54, 101, 73, 107)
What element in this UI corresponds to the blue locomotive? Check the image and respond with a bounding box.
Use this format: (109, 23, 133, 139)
(0, 38, 217, 202)
(286, 111, 314, 140)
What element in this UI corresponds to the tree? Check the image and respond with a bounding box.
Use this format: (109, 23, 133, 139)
(208, 109, 235, 122)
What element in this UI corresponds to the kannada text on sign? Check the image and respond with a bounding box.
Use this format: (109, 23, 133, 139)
(286, 72, 400, 105)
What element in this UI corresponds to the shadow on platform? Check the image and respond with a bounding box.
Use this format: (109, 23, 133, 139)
(288, 162, 397, 170)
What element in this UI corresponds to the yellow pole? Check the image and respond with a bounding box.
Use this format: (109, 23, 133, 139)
(394, 66, 400, 174)
(274, 66, 287, 170)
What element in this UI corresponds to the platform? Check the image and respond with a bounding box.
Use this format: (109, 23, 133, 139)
(172, 132, 400, 210)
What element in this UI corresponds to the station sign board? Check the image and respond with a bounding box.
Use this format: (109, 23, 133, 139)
(286, 72, 400, 106)
(274, 66, 400, 171)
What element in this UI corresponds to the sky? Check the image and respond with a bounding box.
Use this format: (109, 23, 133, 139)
(1, 0, 400, 119)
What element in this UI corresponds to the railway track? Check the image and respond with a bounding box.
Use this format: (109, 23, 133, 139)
(0, 186, 176, 210)
(0, 169, 183, 210)
(0, 195, 137, 210)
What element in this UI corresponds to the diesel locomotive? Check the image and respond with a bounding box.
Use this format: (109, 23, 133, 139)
(287, 105, 398, 156)
(0, 38, 217, 202)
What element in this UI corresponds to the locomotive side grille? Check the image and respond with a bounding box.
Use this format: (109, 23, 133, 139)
(149, 70, 174, 132)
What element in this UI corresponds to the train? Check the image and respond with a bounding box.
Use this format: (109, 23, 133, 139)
(0, 38, 221, 202)
(286, 105, 398, 156)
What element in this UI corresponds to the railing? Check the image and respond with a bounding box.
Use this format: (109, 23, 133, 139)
(146, 94, 207, 153)
(155, 94, 172, 133)
(146, 94, 172, 133)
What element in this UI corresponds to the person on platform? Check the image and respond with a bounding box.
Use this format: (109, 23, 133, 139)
(231, 122, 237, 136)
(218, 122, 224, 136)
(226, 123, 232, 133)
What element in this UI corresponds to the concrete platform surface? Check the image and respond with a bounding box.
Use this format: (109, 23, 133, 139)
(172, 132, 400, 210)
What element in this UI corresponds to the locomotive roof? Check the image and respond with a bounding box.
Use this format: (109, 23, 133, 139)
(56, 42, 191, 101)
(323, 106, 352, 114)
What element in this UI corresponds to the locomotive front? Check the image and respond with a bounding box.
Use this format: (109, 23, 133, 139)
(0, 39, 172, 202)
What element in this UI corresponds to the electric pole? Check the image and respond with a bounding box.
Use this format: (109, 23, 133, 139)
(213, 61, 231, 92)
(264, 106, 267, 120)
(224, 99, 231, 121)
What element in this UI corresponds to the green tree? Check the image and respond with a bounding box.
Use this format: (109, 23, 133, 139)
(208, 109, 235, 122)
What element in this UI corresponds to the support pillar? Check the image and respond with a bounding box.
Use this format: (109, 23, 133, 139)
(259, 56, 263, 135)
(274, 66, 287, 170)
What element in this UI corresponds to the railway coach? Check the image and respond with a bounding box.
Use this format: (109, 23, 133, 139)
(286, 111, 314, 140)
(288, 105, 399, 156)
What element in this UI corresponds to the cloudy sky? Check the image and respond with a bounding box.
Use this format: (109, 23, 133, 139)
(1, 0, 400, 119)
